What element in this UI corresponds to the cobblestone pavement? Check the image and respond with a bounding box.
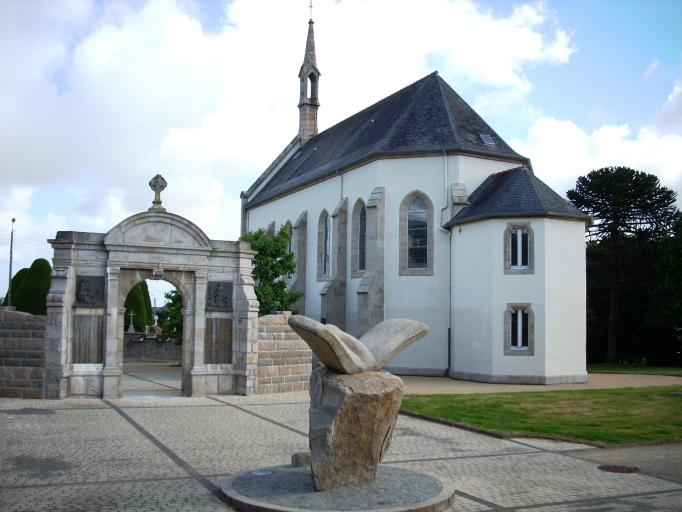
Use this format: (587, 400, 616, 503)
(1, 367, 681, 511)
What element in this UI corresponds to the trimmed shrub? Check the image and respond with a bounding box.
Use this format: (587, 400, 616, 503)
(3, 267, 28, 306)
(13, 258, 52, 315)
(124, 283, 148, 331)
(140, 280, 153, 323)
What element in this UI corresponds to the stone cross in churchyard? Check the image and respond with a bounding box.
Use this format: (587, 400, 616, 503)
(148, 174, 167, 212)
(127, 311, 135, 333)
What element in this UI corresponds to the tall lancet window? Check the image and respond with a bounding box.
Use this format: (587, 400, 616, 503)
(323, 214, 331, 276)
(286, 222, 293, 280)
(407, 198, 428, 268)
(358, 205, 367, 271)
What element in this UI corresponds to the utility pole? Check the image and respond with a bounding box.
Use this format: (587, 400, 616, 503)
(7, 218, 15, 308)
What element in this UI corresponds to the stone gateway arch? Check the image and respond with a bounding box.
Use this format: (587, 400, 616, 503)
(44, 177, 260, 398)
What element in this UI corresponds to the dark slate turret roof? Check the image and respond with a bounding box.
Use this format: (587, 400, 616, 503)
(444, 167, 590, 227)
(246, 72, 528, 208)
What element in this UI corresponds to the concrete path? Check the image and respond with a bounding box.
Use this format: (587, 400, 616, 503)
(1, 365, 681, 511)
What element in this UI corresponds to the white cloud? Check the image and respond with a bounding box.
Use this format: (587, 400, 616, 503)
(0, 0, 576, 293)
(510, 117, 682, 201)
(643, 59, 659, 80)
(656, 78, 682, 135)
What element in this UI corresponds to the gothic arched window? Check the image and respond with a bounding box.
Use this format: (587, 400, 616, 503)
(399, 192, 434, 276)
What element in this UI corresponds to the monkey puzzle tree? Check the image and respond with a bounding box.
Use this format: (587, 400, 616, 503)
(567, 167, 678, 364)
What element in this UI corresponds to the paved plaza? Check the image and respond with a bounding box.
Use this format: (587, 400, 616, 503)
(1, 364, 681, 511)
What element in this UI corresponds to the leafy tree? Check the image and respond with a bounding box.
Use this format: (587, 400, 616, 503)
(140, 280, 153, 325)
(3, 267, 28, 306)
(124, 283, 148, 331)
(157, 289, 183, 345)
(241, 225, 302, 316)
(13, 258, 52, 315)
(567, 167, 678, 363)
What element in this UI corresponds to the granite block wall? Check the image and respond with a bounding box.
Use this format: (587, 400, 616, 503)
(0, 307, 47, 399)
(256, 312, 312, 394)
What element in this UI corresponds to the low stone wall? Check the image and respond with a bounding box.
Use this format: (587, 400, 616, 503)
(257, 312, 312, 394)
(0, 307, 47, 399)
(123, 333, 182, 361)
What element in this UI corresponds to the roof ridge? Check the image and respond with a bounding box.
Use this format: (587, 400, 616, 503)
(303, 71, 440, 144)
(489, 165, 526, 178)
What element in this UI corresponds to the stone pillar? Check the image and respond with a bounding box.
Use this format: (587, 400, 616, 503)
(357, 187, 385, 336)
(321, 197, 347, 330)
(102, 266, 122, 398)
(45, 266, 72, 399)
(290, 210, 307, 315)
(188, 271, 208, 396)
(233, 272, 259, 395)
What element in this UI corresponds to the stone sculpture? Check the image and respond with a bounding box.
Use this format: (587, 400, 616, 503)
(288, 315, 429, 491)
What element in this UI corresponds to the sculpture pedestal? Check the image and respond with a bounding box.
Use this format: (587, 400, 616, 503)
(309, 367, 403, 491)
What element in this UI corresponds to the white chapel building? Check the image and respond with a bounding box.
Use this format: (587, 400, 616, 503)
(240, 19, 590, 384)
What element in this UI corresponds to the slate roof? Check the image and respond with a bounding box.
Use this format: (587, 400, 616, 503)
(444, 167, 591, 227)
(246, 72, 528, 208)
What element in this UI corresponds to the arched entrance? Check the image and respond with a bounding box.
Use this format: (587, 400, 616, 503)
(45, 183, 259, 399)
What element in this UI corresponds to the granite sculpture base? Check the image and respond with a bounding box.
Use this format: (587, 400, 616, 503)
(219, 465, 456, 512)
(309, 367, 402, 491)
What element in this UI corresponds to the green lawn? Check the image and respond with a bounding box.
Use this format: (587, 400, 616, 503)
(401, 386, 682, 444)
(587, 363, 682, 375)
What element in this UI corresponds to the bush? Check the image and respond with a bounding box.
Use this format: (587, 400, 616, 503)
(3, 267, 28, 306)
(124, 283, 148, 331)
(13, 259, 52, 315)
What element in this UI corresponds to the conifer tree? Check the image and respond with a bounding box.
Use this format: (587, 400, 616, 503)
(3, 267, 28, 306)
(124, 283, 148, 331)
(13, 258, 52, 315)
(140, 280, 153, 325)
(567, 167, 678, 364)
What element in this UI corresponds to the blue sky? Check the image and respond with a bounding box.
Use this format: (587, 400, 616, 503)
(1, 0, 681, 302)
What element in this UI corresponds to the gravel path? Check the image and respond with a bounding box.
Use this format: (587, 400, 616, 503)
(400, 373, 682, 395)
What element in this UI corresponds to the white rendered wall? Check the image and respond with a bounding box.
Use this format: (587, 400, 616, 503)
(451, 217, 587, 383)
(543, 219, 587, 380)
(451, 221, 495, 377)
(491, 218, 547, 379)
(456, 155, 522, 196)
(246, 153, 522, 374)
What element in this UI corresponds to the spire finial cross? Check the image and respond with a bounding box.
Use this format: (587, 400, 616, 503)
(309, 0, 313, 20)
(149, 174, 167, 212)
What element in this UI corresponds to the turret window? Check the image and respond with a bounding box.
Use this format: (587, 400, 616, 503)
(504, 223, 534, 275)
(504, 304, 534, 356)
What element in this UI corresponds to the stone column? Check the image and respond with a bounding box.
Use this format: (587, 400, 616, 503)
(357, 187, 385, 336)
(233, 272, 259, 395)
(102, 266, 122, 398)
(290, 210, 307, 315)
(321, 197, 347, 330)
(188, 271, 208, 396)
(45, 266, 72, 399)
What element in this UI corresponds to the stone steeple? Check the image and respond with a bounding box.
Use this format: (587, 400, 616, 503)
(298, 18, 321, 143)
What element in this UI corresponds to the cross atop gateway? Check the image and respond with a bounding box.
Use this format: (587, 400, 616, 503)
(149, 174, 167, 212)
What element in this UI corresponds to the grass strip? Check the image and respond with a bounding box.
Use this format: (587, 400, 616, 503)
(587, 364, 682, 375)
(401, 386, 682, 445)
